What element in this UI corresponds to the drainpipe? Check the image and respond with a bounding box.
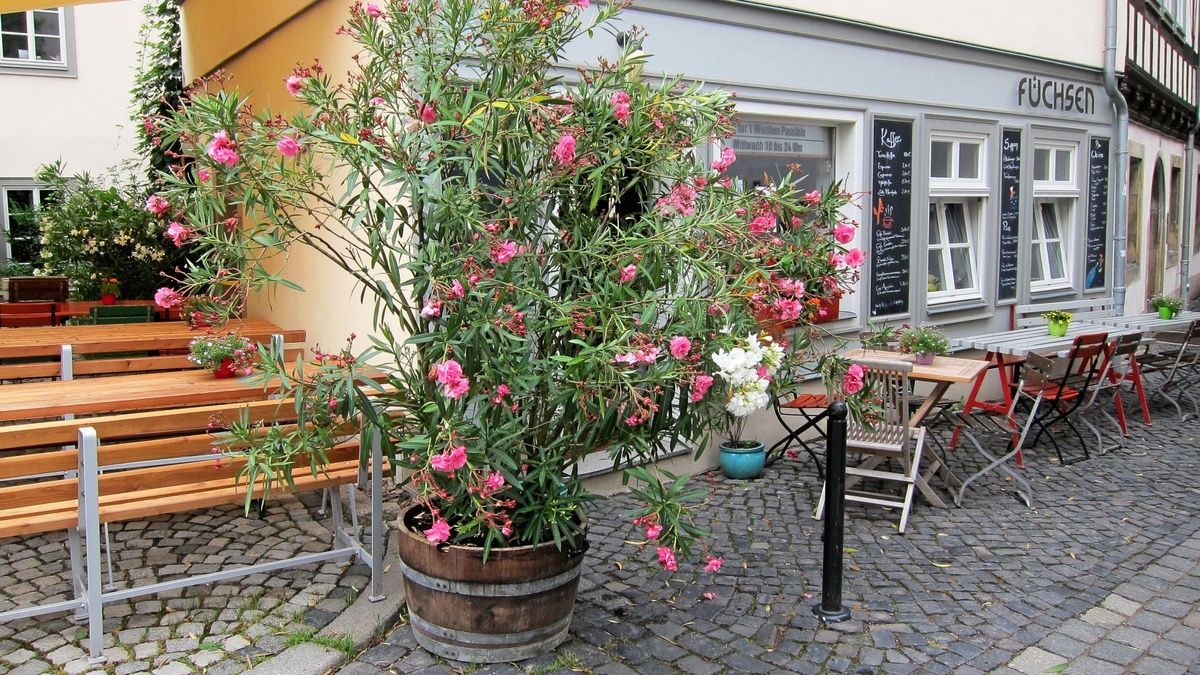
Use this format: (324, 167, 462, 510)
(1181, 54, 1199, 301)
(1104, 0, 1130, 316)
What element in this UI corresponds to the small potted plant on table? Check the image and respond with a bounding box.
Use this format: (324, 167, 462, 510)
(897, 325, 950, 365)
(1043, 310, 1073, 337)
(99, 277, 120, 305)
(1150, 294, 1183, 320)
(188, 332, 256, 378)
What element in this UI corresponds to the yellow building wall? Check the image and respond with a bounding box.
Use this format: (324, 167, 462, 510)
(181, 0, 376, 355)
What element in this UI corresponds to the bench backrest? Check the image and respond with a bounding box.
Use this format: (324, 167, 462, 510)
(90, 305, 154, 324)
(0, 301, 56, 328)
(1012, 297, 1117, 329)
(0, 347, 304, 382)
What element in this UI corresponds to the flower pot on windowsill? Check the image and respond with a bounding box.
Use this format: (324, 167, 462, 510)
(719, 440, 765, 479)
(1158, 306, 1174, 319)
(811, 293, 841, 325)
(212, 358, 236, 379)
(1047, 320, 1069, 337)
(100, 293, 117, 305)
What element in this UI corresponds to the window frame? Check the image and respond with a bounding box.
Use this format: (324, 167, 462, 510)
(1, 182, 54, 265)
(926, 198, 983, 302)
(0, 7, 74, 76)
(1030, 198, 1073, 289)
(1029, 140, 1081, 293)
(929, 136, 987, 192)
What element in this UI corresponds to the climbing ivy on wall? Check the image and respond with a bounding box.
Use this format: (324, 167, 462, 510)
(130, 0, 183, 187)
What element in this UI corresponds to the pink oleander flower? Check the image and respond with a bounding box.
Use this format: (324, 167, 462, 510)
(276, 136, 301, 157)
(772, 298, 803, 322)
(748, 214, 776, 235)
(417, 100, 436, 124)
(656, 182, 698, 216)
(485, 471, 506, 491)
(829, 251, 846, 267)
(369, 96, 386, 107)
(431, 445, 468, 474)
(833, 223, 856, 244)
(448, 279, 465, 299)
(551, 133, 576, 166)
(704, 556, 724, 573)
(619, 264, 637, 283)
(164, 221, 192, 247)
(491, 240, 519, 264)
(843, 363, 865, 396)
(625, 414, 645, 427)
(145, 194, 170, 216)
(492, 383, 511, 404)
(803, 189, 822, 205)
(197, 169, 211, 183)
(689, 374, 714, 402)
(777, 278, 805, 296)
(206, 130, 239, 167)
(712, 146, 736, 172)
(424, 518, 451, 543)
(572, 0, 590, 7)
(610, 91, 631, 124)
(365, 3, 383, 17)
(285, 75, 303, 96)
(645, 523, 662, 540)
(845, 248, 865, 268)
(421, 298, 443, 317)
(154, 287, 183, 309)
(434, 359, 471, 399)
(656, 546, 678, 572)
(669, 336, 691, 360)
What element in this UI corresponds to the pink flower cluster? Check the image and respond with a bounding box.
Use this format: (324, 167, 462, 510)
(424, 517, 451, 543)
(154, 287, 182, 309)
(657, 546, 678, 572)
(285, 75, 304, 96)
(206, 130, 239, 167)
(748, 213, 777, 235)
(491, 240, 520, 264)
(417, 100, 436, 125)
(434, 359, 470, 399)
(610, 91, 631, 124)
(551, 133, 576, 166)
(165, 221, 192, 247)
(612, 346, 660, 367)
(668, 336, 691, 360)
(145, 194, 170, 217)
(833, 221, 856, 244)
(656, 181, 698, 217)
(365, 2, 383, 18)
(689, 373, 714, 402)
(276, 136, 301, 158)
(712, 147, 736, 173)
(431, 445, 467, 474)
(618, 264, 637, 283)
(843, 363, 865, 395)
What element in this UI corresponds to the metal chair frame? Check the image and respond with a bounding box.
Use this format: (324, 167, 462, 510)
(1019, 332, 1109, 465)
(1136, 320, 1200, 421)
(768, 391, 827, 478)
(1077, 333, 1143, 455)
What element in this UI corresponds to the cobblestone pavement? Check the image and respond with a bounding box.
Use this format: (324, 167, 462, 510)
(345, 399, 1200, 674)
(0, 492, 378, 675)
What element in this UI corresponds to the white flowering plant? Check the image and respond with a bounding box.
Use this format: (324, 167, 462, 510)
(711, 332, 786, 447)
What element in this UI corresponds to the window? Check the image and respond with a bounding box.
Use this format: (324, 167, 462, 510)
(927, 200, 980, 298)
(1, 185, 55, 265)
(1, 8, 68, 71)
(727, 118, 834, 193)
(1031, 142, 1079, 291)
(927, 134, 986, 302)
(1031, 200, 1071, 286)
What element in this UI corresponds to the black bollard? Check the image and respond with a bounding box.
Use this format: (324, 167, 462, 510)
(813, 401, 852, 623)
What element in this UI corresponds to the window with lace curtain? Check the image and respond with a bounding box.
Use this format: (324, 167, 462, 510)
(927, 136, 986, 302)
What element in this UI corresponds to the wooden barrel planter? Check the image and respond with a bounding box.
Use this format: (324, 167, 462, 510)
(396, 505, 587, 663)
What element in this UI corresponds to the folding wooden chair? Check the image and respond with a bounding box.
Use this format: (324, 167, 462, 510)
(1020, 332, 1108, 465)
(0, 302, 56, 328)
(768, 391, 828, 478)
(814, 357, 925, 533)
(1137, 319, 1200, 421)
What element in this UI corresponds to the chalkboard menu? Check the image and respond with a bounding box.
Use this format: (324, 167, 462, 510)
(869, 119, 913, 317)
(1085, 137, 1110, 290)
(997, 129, 1022, 302)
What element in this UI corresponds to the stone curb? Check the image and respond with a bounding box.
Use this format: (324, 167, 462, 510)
(245, 535, 405, 675)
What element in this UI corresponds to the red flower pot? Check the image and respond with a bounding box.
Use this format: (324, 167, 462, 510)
(212, 358, 236, 379)
(100, 293, 117, 305)
(811, 293, 841, 324)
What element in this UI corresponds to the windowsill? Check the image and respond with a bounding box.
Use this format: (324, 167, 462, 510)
(0, 60, 72, 78)
(927, 296, 988, 314)
(1030, 284, 1076, 300)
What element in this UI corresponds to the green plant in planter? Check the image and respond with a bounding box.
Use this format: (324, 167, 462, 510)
(897, 325, 949, 357)
(98, 277, 121, 299)
(1150, 294, 1183, 317)
(1042, 309, 1072, 337)
(151, 0, 873, 572)
(187, 332, 256, 373)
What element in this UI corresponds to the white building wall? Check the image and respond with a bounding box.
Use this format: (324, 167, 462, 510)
(0, 1, 142, 179)
(758, 0, 1108, 69)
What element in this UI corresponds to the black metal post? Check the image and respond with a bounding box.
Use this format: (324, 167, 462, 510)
(813, 401, 852, 623)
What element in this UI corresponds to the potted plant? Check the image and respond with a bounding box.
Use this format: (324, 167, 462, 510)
(152, 0, 869, 662)
(98, 277, 120, 305)
(1043, 309, 1073, 337)
(897, 325, 950, 365)
(1150, 294, 1183, 319)
(188, 332, 256, 378)
(710, 333, 785, 479)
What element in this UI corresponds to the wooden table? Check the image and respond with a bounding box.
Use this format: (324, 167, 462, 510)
(53, 300, 165, 322)
(0, 318, 304, 359)
(0, 368, 283, 423)
(843, 349, 989, 508)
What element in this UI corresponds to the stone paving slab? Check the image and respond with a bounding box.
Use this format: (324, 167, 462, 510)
(0, 490, 396, 675)
(342, 397, 1200, 673)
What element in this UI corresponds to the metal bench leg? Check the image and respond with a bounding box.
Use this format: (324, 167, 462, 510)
(328, 487, 349, 549)
(78, 427, 106, 664)
(68, 525, 86, 620)
(369, 433, 385, 602)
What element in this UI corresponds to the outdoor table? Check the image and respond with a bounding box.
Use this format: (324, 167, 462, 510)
(843, 348, 988, 508)
(53, 299, 166, 322)
(1091, 309, 1200, 333)
(0, 318, 303, 359)
(0, 368, 283, 423)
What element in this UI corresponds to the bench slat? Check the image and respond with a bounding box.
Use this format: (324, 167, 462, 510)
(0, 349, 306, 382)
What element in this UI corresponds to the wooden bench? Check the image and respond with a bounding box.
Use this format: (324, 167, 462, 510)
(1012, 297, 1117, 329)
(0, 398, 389, 663)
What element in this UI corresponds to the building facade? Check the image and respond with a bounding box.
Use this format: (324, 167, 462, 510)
(0, 1, 143, 268)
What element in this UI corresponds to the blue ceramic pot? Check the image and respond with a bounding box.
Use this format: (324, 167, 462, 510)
(719, 441, 765, 479)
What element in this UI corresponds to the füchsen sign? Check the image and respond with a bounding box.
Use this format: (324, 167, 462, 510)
(1017, 76, 1096, 115)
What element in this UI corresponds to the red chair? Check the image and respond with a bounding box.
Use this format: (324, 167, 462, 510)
(0, 302, 56, 328)
(1020, 332, 1109, 464)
